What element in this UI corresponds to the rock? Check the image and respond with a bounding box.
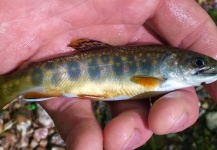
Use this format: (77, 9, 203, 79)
(35, 146, 46, 150)
(34, 128, 49, 142)
(30, 139, 39, 148)
(50, 133, 65, 147)
(0, 119, 4, 133)
(201, 102, 209, 110)
(37, 105, 54, 127)
(51, 146, 66, 150)
(16, 118, 31, 148)
(39, 139, 48, 148)
(16, 120, 31, 136)
(49, 128, 55, 135)
(3, 121, 15, 131)
(206, 112, 217, 131)
(0, 132, 17, 149)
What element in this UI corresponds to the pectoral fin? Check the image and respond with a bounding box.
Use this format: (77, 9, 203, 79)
(68, 38, 111, 51)
(130, 76, 165, 90)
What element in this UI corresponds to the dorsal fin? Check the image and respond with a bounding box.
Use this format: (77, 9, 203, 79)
(67, 38, 111, 51)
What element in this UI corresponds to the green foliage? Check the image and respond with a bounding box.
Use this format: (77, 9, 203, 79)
(209, 9, 217, 24)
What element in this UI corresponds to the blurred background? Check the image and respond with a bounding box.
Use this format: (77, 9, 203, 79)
(0, 0, 217, 149)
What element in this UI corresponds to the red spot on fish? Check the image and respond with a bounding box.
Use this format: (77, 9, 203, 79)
(124, 67, 128, 71)
(101, 67, 104, 70)
(81, 66, 85, 70)
(61, 69, 67, 74)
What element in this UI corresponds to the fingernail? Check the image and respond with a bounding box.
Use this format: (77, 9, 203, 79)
(124, 128, 141, 150)
(170, 112, 188, 133)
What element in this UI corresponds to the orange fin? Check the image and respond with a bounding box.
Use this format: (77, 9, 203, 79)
(130, 76, 165, 89)
(77, 94, 105, 100)
(23, 92, 60, 99)
(67, 38, 111, 51)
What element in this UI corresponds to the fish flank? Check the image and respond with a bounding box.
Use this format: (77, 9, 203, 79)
(0, 42, 217, 108)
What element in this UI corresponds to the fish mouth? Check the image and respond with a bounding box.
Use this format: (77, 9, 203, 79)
(195, 67, 217, 76)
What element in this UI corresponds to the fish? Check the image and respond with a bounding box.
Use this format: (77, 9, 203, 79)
(0, 38, 217, 109)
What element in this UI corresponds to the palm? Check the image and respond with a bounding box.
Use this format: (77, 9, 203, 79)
(0, 0, 159, 74)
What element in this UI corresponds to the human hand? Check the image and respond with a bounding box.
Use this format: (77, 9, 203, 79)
(1, 0, 217, 149)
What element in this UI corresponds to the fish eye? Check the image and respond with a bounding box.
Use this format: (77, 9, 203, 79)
(194, 57, 206, 67)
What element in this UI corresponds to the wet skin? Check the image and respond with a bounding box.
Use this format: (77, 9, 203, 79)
(0, 0, 217, 150)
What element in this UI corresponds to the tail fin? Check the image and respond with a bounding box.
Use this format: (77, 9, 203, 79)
(0, 76, 16, 109)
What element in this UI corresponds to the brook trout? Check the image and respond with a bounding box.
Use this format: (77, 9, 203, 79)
(0, 39, 217, 109)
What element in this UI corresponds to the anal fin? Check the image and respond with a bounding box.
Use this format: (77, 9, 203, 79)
(77, 94, 105, 100)
(23, 92, 60, 102)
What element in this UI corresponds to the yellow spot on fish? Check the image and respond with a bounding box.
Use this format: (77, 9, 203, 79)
(88, 59, 92, 63)
(134, 56, 138, 60)
(110, 60, 113, 65)
(15, 80, 19, 85)
(147, 53, 150, 57)
(153, 60, 157, 65)
(26, 76, 31, 82)
(8, 82, 13, 88)
(116, 63, 120, 67)
(45, 71, 52, 77)
(97, 59, 101, 63)
(92, 66, 97, 70)
(3, 84, 7, 89)
(122, 57, 127, 61)
(136, 62, 140, 67)
(139, 53, 143, 57)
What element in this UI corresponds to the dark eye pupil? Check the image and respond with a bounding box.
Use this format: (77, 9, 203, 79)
(195, 58, 205, 67)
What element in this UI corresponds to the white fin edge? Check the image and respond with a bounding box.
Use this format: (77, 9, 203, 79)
(24, 97, 55, 102)
(62, 94, 77, 98)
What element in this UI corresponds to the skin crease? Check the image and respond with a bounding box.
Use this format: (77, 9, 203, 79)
(0, 0, 217, 149)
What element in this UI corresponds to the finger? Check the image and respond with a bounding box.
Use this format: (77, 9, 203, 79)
(39, 98, 103, 150)
(148, 87, 199, 134)
(147, 0, 217, 54)
(146, 0, 217, 101)
(104, 101, 153, 150)
(205, 81, 217, 103)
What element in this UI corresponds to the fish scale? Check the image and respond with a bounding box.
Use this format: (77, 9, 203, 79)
(0, 39, 217, 109)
